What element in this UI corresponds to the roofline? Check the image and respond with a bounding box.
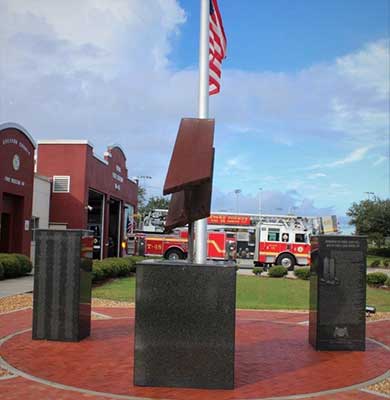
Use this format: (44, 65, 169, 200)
(92, 152, 109, 165)
(107, 143, 127, 160)
(34, 174, 51, 182)
(37, 139, 94, 146)
(0, 122, 36, 149)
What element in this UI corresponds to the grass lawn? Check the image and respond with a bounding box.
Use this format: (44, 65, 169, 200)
(92, 274, 390, 311)
(93, 277, 137, 302)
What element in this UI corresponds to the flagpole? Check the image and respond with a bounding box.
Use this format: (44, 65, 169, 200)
(194, 0, 210, 264)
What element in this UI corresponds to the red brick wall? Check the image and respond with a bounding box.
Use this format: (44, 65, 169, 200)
(0, 126, 35, 256)
(36, 144, 88, 229)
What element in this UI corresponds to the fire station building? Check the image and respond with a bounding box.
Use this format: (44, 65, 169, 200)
(36, 140, 138, 259)
(0, 123, 36, 257)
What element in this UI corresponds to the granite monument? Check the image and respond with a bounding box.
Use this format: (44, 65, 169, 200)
(309, 235, 367, 351)
(134, 260, 236, 389)
(32, 229, 93, 341)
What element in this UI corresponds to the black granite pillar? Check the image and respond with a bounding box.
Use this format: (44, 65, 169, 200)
(32, 230, 93, 341)
(134, 260, 236, 390)
(309, 235, 367, 351)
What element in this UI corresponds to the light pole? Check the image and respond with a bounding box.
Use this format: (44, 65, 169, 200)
(134, 175, 152, 226)
(234, 189, 242, 213)
(364, 191, 375, 200)
(258, 187, 263, 216)
(288, 206, 298, 215)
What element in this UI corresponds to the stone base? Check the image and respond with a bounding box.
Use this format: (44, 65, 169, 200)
(133, 260, 236, 390)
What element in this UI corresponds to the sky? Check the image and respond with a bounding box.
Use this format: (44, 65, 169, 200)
(0, 0, 389, 232)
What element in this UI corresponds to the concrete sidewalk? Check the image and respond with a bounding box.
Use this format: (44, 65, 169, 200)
(0, 275, 34, 298)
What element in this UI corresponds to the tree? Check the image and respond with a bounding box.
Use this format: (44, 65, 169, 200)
(139, 195, 170, 216)
(347, 197, 390, 247)
(137, 186, 147, 212)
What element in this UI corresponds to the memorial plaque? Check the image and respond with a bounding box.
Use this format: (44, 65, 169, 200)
(309, 235, 367, 351)
(32, 230, 93, 342)
(134, 260, 236, 389)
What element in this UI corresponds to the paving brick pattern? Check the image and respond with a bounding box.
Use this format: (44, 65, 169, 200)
(1, 308, 389, 400)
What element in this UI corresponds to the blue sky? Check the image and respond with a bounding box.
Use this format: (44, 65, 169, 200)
(0, 0, 389, 231)
(174, 0, 389, 71)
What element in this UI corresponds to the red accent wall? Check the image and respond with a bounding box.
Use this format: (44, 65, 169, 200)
(86, 146, 137, 205)
(36, 144, 88, 229)
(36, 143, 138, 258)
(0, 127, 35, 256)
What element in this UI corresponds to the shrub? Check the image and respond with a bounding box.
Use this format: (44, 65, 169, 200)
(0, 253, 32, 279)
(0, 261, 4, 280)
(366, 272, 388, 286)
(369, 259, 381, 268)
(294, 268, 311, 280)
(92, 256, 144, 282)
(385, 277, 390, 287)
(367, 248, 390, 258)
(383, 260, 390, 268)
(252, 267, 263, 276)
(268, 265, 288, 278)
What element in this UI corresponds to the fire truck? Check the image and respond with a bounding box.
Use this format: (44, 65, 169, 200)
(254, 215, 312, 270)
(136, 209, 338, 265)
(133, 230, 237, 261)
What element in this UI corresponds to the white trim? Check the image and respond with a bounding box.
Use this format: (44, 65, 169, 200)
(117, 200, 122, 257)
(107, 143, 127, 160)
(38, 139, 93, 146)
(0, 122, 36, 149)
(92, 152, 109, 165)
(101, 194, 106, 260)
(34, 174, 51, 182)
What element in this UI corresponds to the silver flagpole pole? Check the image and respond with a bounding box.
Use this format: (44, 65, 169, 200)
(194, 0, 210, 264)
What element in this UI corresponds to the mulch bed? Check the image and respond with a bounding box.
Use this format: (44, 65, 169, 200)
(0, 368, 12, 377)
(367, 379, 390, 395)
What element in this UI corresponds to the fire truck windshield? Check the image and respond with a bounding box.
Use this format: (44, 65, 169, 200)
(295, 233, 307, 243)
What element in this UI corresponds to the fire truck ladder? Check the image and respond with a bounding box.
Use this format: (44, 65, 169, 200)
(258, 215, 313, 231)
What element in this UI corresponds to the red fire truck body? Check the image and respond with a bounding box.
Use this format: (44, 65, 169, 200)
(134, 230, 237, 261)
(254, 222, 311, 270)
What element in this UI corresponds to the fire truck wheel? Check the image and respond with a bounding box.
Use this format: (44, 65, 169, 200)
(277, 254, 295, 271)
(165, 248, 184, 260)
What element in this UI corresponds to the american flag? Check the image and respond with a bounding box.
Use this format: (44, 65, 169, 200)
(126, 214, 134, 235)
(209, 0, 227, 95)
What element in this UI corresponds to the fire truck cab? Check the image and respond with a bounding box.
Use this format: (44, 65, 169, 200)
(254, 221, 310, 270)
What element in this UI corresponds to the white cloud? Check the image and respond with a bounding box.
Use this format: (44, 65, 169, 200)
(307, 172, 327, 179)
(0, 1, 387, 213)
(212, 188, 334, 217)
(273, 135, 293, 147)
(336, 39, 389, 99)
(307, 145, 371, 170)
(327, 146, 371, 167)
(373, 155, 387, 166)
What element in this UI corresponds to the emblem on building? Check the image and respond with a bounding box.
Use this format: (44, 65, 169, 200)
(12, 154, 20, 171)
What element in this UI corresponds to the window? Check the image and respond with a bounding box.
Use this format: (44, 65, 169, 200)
(281, 233, 289, 242)
(295, 233, 306, 243)
(267, 228, 280, 242)
(53, 176, 70, 193)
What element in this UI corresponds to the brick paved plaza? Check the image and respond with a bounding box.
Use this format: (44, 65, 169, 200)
(1, 306, 389, 400)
